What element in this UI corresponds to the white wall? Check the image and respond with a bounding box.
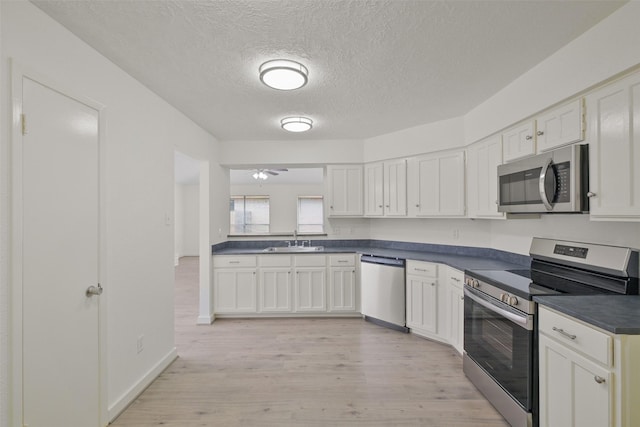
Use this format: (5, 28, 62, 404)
(463, 1, 640, 144)
(221, 138, 364, 166)
(175, 184, 199, 257)
(363, 117, 465, 162)
(0, 1, 222, 424)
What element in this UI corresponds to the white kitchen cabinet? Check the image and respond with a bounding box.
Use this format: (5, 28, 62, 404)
(407, 150, 465, 217)
(443, 267, 464, 354)
(364, 160, 407, 217)
(466, 134, 505, 219)
(406, 261, 439, 336)
(294, 255, 327, 312)
(327, 164, 363, 216)
(364, 162, 384, 216)
(502, 121, 536, 162)
(538, 306, 640, 427)
(328, 254, 357, 312)
(258, 255, 292, 313)
(213, 256, 257, 313)
(536, 98, 585, 152)
(383, 159, 407, 216)
(586, 71, 640, 221)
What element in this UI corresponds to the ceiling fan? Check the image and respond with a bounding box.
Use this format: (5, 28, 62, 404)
(252, 168, 288, 180)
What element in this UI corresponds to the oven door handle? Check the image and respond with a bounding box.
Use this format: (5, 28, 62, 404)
(464, 288, 533, 330)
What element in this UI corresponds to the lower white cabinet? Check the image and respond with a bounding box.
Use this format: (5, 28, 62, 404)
(213, 253, 359, 316)
(294, 267, 327, 312)
(444, 267, 464, 354)
(538, 306, 640, 427)
(214, 269, 257, 313)
(406, 261, 439, 336)
(406, 262, 464, 354)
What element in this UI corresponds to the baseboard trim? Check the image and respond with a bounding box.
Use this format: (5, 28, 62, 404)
(108, 347, 178, 422)
(197, 314, 215, 325)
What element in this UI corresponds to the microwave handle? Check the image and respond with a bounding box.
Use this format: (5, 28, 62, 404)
(539, 158, 554, 211)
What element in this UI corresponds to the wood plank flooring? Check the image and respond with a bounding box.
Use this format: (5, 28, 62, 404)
(111, 256, 508, 426)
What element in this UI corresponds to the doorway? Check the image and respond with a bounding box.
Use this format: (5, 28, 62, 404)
(174, 150, 212, 324)
(11, 66, 106, 426)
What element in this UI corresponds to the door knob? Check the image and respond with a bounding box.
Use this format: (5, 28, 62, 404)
(86, 284, 103, 297)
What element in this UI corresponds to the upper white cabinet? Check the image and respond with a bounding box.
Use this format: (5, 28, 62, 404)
(327, 165, 363, 217)
(407, 150, 465, 217)
(364, 162, 384, 216)
(502, 121, 536, 162)
(536, 99, 585, 152)
(364, 160, 407, 217)
(466, 135, 504, 219)
(586, 71, 640, 221)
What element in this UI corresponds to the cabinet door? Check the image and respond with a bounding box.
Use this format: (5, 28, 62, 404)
(445, 283, 464, 354)
(364, 162, 384, 216)
(467, 135, 505, 218)
(294, 268, 327, 312)
(329, 267, 356, 312)
(406, 275, 437, 334)
(536, 99, 585, 152)
(214, 269, 256, 313)
(503, 121, 536, 162)
(407, 151, 465, 217)
(539, 334, 612, 427)
(259, 268, 292, 312)
(587, 72, 640, 220)
(384, 159, 407, 216)
(327, 165, 363, 216)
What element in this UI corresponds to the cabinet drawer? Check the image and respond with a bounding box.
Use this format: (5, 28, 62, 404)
(258, 255, 292, 268)
(447, 267, 464, 288)
(213, 255, 257, 268)
(539, 306, 612, 366)
(294, 255, 327, 267)
(406, 260, 438, 277)
(329, 254, 355, 267)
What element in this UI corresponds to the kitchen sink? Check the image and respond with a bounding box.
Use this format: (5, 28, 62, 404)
(262, 246, 324, 253)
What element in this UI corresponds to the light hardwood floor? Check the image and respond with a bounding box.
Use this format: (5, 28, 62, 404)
(111, 256, 508, 426)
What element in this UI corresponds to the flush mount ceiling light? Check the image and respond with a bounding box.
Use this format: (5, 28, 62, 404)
(259, 59, 308, 90)
(281, 116, 313, 132)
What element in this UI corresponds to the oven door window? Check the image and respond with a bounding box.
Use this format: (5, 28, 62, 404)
(464, 293, 533, 410)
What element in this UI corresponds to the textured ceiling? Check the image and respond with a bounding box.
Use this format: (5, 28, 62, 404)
(32, 0, 625, 141)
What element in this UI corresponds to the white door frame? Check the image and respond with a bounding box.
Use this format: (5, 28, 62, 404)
(9, 60, 109, 427)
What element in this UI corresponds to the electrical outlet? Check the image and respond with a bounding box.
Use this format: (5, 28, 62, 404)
(137, 335, 144, 354)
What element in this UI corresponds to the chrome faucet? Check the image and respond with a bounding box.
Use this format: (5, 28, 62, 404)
(293, 229, 298, 247)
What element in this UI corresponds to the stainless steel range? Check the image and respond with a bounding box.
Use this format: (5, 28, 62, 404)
(463, 238, 639, 427)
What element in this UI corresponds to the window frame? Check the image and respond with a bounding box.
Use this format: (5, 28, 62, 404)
(229, 195, 270, 234)
(296, 195, 324, 234)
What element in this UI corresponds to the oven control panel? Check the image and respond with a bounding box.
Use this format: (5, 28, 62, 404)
(464, 274, 536, 315)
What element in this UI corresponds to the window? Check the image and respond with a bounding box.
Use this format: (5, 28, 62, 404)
(297, 196, 324, 233)
(230, 196, 270, 234)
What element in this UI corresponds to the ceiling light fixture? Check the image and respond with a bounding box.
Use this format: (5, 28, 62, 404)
(281, 116, 313, 132)
(259, 59, 308, 90)
(252, 171, 268, 180)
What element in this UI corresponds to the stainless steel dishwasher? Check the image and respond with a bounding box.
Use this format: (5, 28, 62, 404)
(360, 254, 408, 332)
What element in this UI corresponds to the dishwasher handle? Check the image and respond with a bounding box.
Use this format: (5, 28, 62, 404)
(360, 255, 405, 267)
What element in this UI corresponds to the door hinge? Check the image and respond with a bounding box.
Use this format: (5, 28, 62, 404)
(21, 113, 27, 135)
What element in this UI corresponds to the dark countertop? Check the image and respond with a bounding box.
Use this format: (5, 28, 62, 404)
(211, 239, 530, 272)
(535, 295, 640, 335)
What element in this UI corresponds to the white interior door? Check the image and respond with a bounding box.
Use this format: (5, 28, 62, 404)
(21, 76, 101, 427)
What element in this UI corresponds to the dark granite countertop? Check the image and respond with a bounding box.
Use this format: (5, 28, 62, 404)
(535, 295, 640, 335)
(211, 239, 530, 272)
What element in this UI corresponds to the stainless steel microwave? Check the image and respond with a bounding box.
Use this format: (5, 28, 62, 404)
(497, 144, 589, 214)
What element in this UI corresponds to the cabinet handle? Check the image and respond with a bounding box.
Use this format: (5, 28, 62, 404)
(415, 204, 420, 208)
(338, 260, 349, 263)
(385, 205, 390, 208)
(537, 131, 544, 136)
(431, 283, 436, 286)
(525, 135, 533, 140)
(495, 200, 499, 205)
(552, 326, 576, 340)
(587, 192, 597, 198)
(450, 277, 461, 282)
(378, 205, 383, 208)
(594, 376, 606, 384)
(229, 261, 240, 264)
(414, 268, 428, 272)
(460, 295, 464, 300)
